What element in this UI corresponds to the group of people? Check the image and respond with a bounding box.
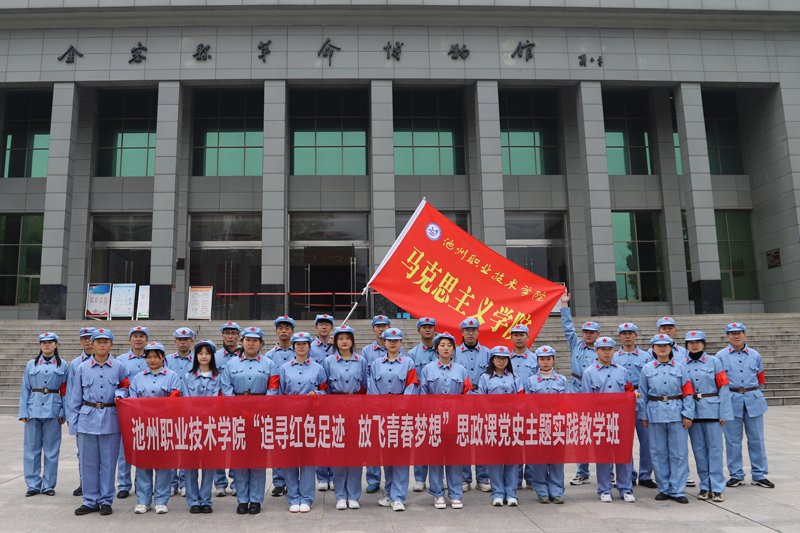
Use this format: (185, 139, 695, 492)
(18, 294, 773, 517)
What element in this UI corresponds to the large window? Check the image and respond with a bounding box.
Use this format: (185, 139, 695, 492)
(499, 90, 560, 175)
(716, 210, 758, 300)
(0, 214, 43, 305)
(95, 90, 158, 177)
(604, 91, 653, 175)
(613, 211, 665, 302)
(505, 212, 568, 286)
(2, 92, 51, 178)
(703, 91, 744, 175)
(290, 89, 368, 176)
(90, 214, 153, 287)
(192, 89, 264, 177)
(393, 89, 465, 175)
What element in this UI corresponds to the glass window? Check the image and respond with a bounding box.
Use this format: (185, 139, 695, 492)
(190, 214, 262, 242)
(670, 93, 682, 176)
(289, 89, 369, 176)
(0, 214, 43, 305)
(703, 91, 744, 175)
(290, 213, 369, 241)
(613, 211, 665, 302)
(92, 214, 152, 242)
(393, 89, 466, 175)
(192, 89, 264, 177)
(499, 90, 560, 175)
(603, 91, 654, 175)
(89, 249, 151, 286)
(2, 92, 52, 178)
(395, 212, 469, 237)
(504, 212, 564, 241)
(505, 212, 568, 286)
(715, 210, 758, 300)
(95, 90, 158, 177)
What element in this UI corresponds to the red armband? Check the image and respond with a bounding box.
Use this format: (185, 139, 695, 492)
(118, 378, 130, 389)
(268, 375, 280, 389)
(60, 383, 67, 397)
(318, 382, 328, 392)
(715, 371, 730, 390)
(624, 382, 634, 393)
(169, 389, 181, 398)
(757, 370, 765, 385)
(681, 379, 694, 398)
(463, 377, 472, 395)
(406, 368, 419, 388)
(517, 389, 526, 394)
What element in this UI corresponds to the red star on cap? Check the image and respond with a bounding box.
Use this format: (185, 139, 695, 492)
(624, 324, 629, 328)
(732, 323, 737, 327)
(691, 332, 696, 336)
(468, 320, 474, 325)
(250, 327, 256, 331)
(299, 333, 305, 337)
(602, 338, 607, 342)
(425, 318, 430, 322)
(500, 348, 505, 352)
(181, 330, 187, 334)
(227, 321, 233, 325)
(98, 329, 104, 333)
(283, 316, 288, 319)
(82, 329, 88, 333)
(379, 316, 384, 319)
(659, 334, 665, 339)
(543, 348, 548, 352)
(44, 333, 49, 337)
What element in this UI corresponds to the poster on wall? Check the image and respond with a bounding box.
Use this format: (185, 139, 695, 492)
(187, 286, 213, 320)
(110, 283, 137, 319)
(136, 286, 150, 320)
(85, 284, 111, 319)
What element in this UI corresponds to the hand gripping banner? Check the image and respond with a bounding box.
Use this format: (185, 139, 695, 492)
(117, 393, 635, 469)
(364, 200, 566, 346)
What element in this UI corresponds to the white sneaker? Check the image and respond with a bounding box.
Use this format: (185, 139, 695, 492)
(462, 481, 471, 492)
(477, 482, 491, 492)
(378, 497, 392, 507)
(451, 499, 463, 509)
(434, 496, 446, 509)
(328, 481, 335, 491)
(336, 499, 347, 510)
(492, 498, 503, 506)
(600, 493, 613, 503)
(392, 501, 405, 512)
(231, 487, 237, 496)
(623, 493, 636, 502)
(289, 504, 300, 513)
(299, 503, 311, 513)
(155, 504, 169, 514)
(347, 499, 360, 509)
(170, 487, 178, 496)
(507, 498, 518, 506)
(570, 476, 590, 485)
(134, 504, 150, 514)
(180, 487, 186, 497)
(413, 481, 426, 492)
(317, 482, 328, 491)
(214, 487, 226, 497)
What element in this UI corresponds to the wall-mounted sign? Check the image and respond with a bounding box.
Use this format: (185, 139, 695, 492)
(767, 248, 782, 269)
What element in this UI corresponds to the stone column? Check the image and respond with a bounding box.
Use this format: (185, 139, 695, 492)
(674, 82, 723, 314)
(473, 80, 506, 255)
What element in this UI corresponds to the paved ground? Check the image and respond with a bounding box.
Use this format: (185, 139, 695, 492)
(1, 407, 799, 533)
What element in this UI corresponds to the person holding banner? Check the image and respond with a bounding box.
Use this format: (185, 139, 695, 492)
(183, 340, 223, 513)
(559, 292, 599, 486)
(419, 331, 470, 510)
(19, 332, 68, 498)
(70, 328, 130, 516)
(408, 317, 438, 493)
(507, 324, 539, 490)
(639, 334, 696, 504)
(116, 342, 181, 515)
(478, 346, 520, 507)
(324, 325, 368, 510)
(221, 326, 280, 514)
(310, 314, 335, 492)
(115, 326, 151, 500)
(166, 328, 196, 497)
(368, 328, 418, 512)
(280, 331, 329, 513)
(265, 315, 297, 498)
(683, 331, 732, 502)
(67, 327, 97, 497)
(581, 337, 636, 503)
(520, 345, 568, 504)
(213, 321, 242, 497)
(455, 317, 491, 493)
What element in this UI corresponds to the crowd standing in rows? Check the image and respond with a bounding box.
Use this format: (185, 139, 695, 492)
(18, 298, 773, 516)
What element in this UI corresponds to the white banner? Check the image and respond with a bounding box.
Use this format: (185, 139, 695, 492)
(136, 285, 150, 319)
(110, 283, 137, 319)
(187, 286, 213, 320)
(85, 283, 111, 318)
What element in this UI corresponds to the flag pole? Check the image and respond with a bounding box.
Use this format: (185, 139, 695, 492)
(340, 198, 427, 326)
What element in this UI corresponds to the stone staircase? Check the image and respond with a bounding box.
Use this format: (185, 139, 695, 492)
(1, 314, 798, 414)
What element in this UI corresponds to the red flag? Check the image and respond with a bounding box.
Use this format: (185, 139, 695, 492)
(368, 201, 565, 346)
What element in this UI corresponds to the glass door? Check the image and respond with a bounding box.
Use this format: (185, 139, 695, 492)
(188, 248, 261, 321)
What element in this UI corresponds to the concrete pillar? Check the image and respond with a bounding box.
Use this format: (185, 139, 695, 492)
(674, 82, 723, 314)
(576, 81, 617, 316)
(38, 83, 80, 320)
(473, 80, 506, 255)
(149, 81, 183, 319)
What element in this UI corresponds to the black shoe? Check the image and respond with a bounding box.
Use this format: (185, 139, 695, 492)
(73, 484, 83, 497)
(43, 489, 55, 496)
(726, 478, 744, 488)
(655, 492, 670, 501)
(201, 505, 213, 513)
(25, 489, 39, 497)
(190, 505, 202, 514)
(752, 478, 775, 489)
(236, 503, 248, 514)
(117, 490, 129, 499)
(248, 503, 261, 514)
(271, 486, 287, 497)
(631, 479, 637, 486)
(610, 475, 616, 486)
(639, 479, 658, 489)
(75, 505, 99, 515)
(674, 496, 689, 504)
(99, 505, 113, 515)
(697, 490, 709, 501)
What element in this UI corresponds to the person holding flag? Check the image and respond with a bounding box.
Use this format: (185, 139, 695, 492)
(408, 316, 438, 492)
(508, 323, 539, 490)
(265, 315, 297, 498)
(213, 322, 242, 497)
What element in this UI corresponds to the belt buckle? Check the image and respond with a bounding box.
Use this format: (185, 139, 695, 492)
(95, 402, 104, 409)
(42, 388, 50, 394)
(696, 393, 703, 400)
(737, 387, 745, 393)
(242, 392, 251, 396)
(661, 395, 669, 402)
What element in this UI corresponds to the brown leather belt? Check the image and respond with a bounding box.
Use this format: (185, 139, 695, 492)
(84, 401, 115, 409)
(235, 392, 266, 396)
(693, 392, 720, 400)
(648, 395, 682, 402)
(31, 388, 60, 394)
(571, 373, 582, 381)
(729, 386, 758, 394)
